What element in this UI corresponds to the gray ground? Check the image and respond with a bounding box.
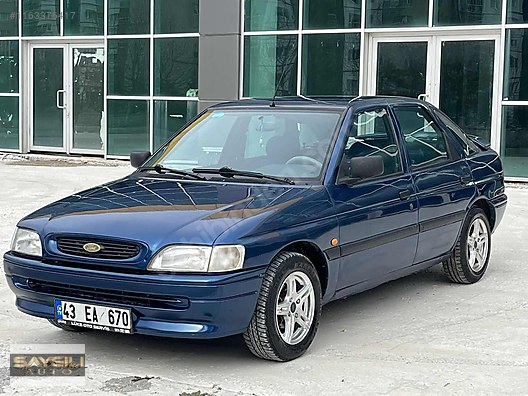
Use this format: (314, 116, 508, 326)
(0, 162, 527, 395)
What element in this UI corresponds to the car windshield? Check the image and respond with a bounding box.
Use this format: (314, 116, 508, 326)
(144, 109, 342, 180)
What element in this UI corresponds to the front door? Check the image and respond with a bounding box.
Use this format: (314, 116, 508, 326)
(369, 34, 500, 147)
(30, 43, 105, 154)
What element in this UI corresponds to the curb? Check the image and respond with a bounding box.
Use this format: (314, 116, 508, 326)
(0, 152, 129, 167)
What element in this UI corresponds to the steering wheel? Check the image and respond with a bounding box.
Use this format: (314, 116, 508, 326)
(285, 156, 323, 169)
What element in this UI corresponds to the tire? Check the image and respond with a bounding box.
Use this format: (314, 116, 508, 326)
(48, 319, 87, 332)
(443, 207, 491, 284)
(243, 252, 322, 362)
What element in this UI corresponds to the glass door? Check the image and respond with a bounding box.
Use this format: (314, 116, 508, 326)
(369, 37, 433, 100)
(30, 43, 105, 154)
(434, 36, 500, 144)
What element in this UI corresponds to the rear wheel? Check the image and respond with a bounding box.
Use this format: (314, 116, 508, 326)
(443, 207, 491, 284)
(48, 319, 87, 332)
(243, 252, 322, 361)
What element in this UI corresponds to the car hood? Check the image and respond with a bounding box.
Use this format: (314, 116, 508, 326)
(19, 175, 320, 252)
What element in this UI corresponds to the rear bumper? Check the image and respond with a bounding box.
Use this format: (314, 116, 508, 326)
(4, 253, 264, 339)
(490, 193, 508, 232)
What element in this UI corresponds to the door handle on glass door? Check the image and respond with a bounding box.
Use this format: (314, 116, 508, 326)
(56, 90, 66, 109)
(418, 93, 428, 102)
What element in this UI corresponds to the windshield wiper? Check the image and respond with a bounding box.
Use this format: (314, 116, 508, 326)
(138, 164, 206, 181)
(192, 166, 295, 185)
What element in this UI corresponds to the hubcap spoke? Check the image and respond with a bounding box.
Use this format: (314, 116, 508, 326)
(276, 300, 290, 316)
(283, 313, 296, 343)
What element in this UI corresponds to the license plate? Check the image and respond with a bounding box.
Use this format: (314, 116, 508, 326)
(55, 300, 132, 334)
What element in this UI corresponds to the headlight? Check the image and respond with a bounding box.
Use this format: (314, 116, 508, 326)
(148, 245, 245, 273)
(11, 228, 42, 257)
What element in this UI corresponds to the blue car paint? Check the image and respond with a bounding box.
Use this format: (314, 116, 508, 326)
(4, 97, 507, 340)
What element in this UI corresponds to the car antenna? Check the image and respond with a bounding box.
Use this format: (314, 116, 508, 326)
(270, 65, 290, 108)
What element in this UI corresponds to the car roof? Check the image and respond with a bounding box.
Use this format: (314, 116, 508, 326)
(209, 96, 431, 112)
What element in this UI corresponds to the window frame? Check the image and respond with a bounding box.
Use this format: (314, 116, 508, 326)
(391, 104, 456, 172)
(336, 105, 406, 185)
(431, 108, 480, 158)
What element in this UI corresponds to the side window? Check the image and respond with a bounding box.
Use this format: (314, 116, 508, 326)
(394, 106, 449, 168)
(342, 108, 402, 176)
(434, 110, 479, 156)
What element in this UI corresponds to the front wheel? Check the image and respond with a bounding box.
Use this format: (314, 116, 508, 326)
(243, 252, 322, 361)
(443, 207, 491, 284)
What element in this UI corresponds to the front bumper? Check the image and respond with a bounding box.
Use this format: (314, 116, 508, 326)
(4, 253, 264, 339)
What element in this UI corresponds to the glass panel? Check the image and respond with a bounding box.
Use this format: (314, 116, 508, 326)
(439, 40, 494, 141)
(394, 106, 449, 168)
(502, 105, 528, 177)
(154, 0, 198, 34)
(304, 0, 360, 29)
(72, 48, 104, 151)
(302, 33, 360, 96)
(64, 0, 104, 35)
(342, 108, 402, 176)
(0, 0, 18, 36)
(22, 0, 60, 36)
(245, 0, 298, 31)
(243, 35, 298, 98)
(0, 95, 19, 149)
(108, 39, 150, 96)
(376, 41, 427, 98)
(33, 47, 63, 147)
(153, 100, 197, 150)
(107, 99, 149, 156)
(108, 0, 150, 35)
(434, 0, 502, 26)
(367, 0, 428, 27)
(154, 37, 198, 97)
(0, 40, 18, 93)
(504, 29, 528, 101)
(507, 0, 528, 23)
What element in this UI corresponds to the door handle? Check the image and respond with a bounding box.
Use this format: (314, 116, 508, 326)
(460, 175, 473, 185)
(399, 189, 411, 201)
(56, 89, 66, 109)
(418, 93, 428, 102)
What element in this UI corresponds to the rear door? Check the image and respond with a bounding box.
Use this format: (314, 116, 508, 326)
(392, 104, 476, 264)
(327, 106, 419, 295)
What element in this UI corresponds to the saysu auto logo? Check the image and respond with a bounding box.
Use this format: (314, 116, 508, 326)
(82, 242, 101, 253)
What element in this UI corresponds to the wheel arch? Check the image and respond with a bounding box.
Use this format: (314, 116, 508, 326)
(277, 241, 329, 296)
(470, 198, 496, 231)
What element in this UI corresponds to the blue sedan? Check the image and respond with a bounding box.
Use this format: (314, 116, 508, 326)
(4, 97, 507, 361)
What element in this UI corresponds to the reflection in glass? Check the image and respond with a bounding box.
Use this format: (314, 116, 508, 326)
(504, 29, 528, 101)
(0, 0, 18, 36)
(0, 41, 18, 93)
(154, 37, 198, 97)
(502, 106, 528, 177)
(507, 0, 528, 23)
(107, 100, 149, 156)
(108, 0, 150, 34)
(23, 0, 60, 36)
(304, 0, 360, 29)
(155, 0, 198, 34)
(64, 0, 104, 35)
(33, 47, 63, 147)
(154, 100, 198, 150)
(73, 48, 104, 151)
(108, 39, 150, 96)
(376, 41, 427, 98)
(245, 0, 298, 31)
(434, 0, 502, 25)
(0, 96, 18, 149)
(243, 35, 298, 98)
(302, 33, 360, 96)
(367, 0, 428, 27)
(439, 40, 494, 141)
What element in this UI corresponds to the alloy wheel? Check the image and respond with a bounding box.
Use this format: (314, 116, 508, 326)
(467, 217, 489, 273)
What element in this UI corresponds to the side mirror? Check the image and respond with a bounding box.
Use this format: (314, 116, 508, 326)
(338, 155, 384, 184)
(468, 135, 491, 150)
(130, 151, 151, 168)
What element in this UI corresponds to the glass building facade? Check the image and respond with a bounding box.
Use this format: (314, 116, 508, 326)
(1, 0, 528, 179)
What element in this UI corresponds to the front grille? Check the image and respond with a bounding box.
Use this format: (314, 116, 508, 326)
(27, 279, 189, 310)
(56, 237, 141, 260)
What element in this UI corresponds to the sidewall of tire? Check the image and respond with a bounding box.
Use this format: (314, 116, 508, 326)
(265, 255, 322, 361)
(458, 207, 492, 282)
